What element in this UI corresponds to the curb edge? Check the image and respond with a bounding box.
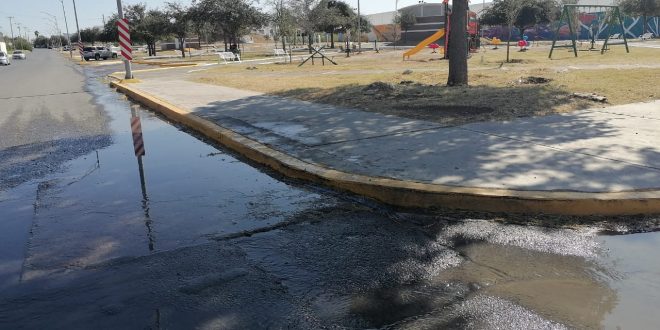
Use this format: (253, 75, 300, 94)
(110, 81, 660, 216)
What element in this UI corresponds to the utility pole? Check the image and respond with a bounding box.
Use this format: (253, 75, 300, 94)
(357, 0, 361, 53)
(16, 24, 22, 50)
(60, 0, 73, 58)
(8, 17, 15, 48)
(116, 0, 133, 79)
(72, 0, 83, 60)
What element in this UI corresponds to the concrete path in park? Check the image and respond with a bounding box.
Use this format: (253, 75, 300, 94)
(113, 75, 660, 214)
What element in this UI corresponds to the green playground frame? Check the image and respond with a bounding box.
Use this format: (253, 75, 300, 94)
(549, 4, 630, 58)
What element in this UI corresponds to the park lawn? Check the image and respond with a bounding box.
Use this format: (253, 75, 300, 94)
(189, 44, 660, 124)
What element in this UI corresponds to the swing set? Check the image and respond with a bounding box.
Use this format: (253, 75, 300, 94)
(549, 4, 630, 58)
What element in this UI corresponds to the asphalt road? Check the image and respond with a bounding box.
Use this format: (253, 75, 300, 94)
(0, 49, 111, 191)
(0, 50, 659, 329)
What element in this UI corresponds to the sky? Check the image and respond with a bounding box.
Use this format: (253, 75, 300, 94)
(0, 0, 466, 38)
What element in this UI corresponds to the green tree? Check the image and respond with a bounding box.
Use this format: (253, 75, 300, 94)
(33, 35, 49, 48)
(12, 37, 33, 50)
(51, 35, 69, 47)
(194, 0, 267, 53)
(125, 6, 170, 56)
(165, 2, 191, 58)
(80, 27, 102, 45)
(394, 10, 416, 45)
(619, 0, 660, 34)
(99, 14, 119, 44)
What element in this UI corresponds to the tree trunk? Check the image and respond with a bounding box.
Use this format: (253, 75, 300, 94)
(506, 23, 512, 63)
(643, 15, 647, 34)
(447, 0, 468, 86)
(308, 34, 313, 54)
(179, 37, 186, 58)
(330, 32, 335, 48)
(153, 42, 157, 56)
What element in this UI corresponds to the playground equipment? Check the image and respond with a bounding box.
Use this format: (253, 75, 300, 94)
(549, 4, 629, 58)
(298, 46, 338, 67)
(403, 28, 446, 59)
(492, 37, 501, 49)
(402, 0, 479, 60)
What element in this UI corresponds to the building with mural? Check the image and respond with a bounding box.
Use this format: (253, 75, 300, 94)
(366, 0, 658, 45)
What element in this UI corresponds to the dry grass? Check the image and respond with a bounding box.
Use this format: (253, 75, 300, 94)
(189, 42, 660, 124)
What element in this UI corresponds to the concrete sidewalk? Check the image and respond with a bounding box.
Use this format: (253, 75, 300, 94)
(112, 76, 660, 214)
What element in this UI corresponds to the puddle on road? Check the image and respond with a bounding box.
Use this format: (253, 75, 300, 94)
(343, 230, 660, 329)
(1, 63, 659, 329)
(0, 67, 335, 287)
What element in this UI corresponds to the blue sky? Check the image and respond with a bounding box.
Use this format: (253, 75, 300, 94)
(0, 0, 451, 38)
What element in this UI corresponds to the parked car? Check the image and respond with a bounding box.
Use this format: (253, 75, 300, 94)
(63, 45, 70, 51)
(0, 51, 9, 65)
(12, 50, 26, 60)
(110, 46, 120, 58)
(82, 46, 114, 61)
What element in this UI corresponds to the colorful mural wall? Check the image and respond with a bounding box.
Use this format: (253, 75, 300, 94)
(483, 15, 660, 41)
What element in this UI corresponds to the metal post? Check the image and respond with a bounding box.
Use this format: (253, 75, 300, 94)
(116, 0, 133, 79)
(72, 0, 83, 60)
(357, 0, 361, 53)
(60, 0, 73, 58)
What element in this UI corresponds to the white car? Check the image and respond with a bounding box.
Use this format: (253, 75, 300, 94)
(0, 51, 9, 65)
(12, 50, 26, 60)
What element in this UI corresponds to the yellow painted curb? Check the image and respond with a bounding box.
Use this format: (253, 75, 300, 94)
(110, 81, 660, 215)
(119, 79, 142, 84)
(159, 62, 198, 68)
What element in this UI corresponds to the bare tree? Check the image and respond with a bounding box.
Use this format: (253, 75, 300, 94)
(269, 0, 297, 49)
(290, 0, 322, 53)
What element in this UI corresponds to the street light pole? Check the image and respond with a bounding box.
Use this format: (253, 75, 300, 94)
(72, 0, 83, 60)
(60, 0, 74, 58)
(116, 0, 133, 79)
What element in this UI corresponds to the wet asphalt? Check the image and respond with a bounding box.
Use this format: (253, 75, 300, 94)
(1, 50, 660, 329)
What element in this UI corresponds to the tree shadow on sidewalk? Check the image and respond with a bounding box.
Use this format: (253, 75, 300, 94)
(272, 83, 597, 126)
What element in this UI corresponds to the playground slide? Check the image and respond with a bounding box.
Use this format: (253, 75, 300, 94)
(403, 28, 446, 59)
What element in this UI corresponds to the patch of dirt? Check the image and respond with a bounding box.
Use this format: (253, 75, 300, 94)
(518, 76, 552, 84)
(363, 81, 395, 95)
(394, 105, 494, 116)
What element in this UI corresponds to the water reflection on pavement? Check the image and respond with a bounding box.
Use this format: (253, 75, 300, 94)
(0, 63, 658, 329)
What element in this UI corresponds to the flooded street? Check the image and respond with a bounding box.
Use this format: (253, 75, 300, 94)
(1, 51, 660, 329)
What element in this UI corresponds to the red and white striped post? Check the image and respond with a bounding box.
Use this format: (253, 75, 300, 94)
(117, 19, 132, 61)
(78, 41, 84, 59)
(116, 0, 133, 79)
(131, 115, 145, 157)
